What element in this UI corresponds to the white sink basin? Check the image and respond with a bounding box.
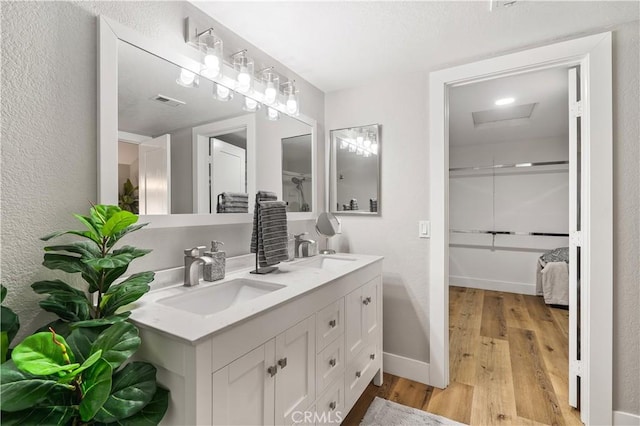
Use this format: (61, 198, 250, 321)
(157, 279, 285, 316)
(297, 256, 357, 271)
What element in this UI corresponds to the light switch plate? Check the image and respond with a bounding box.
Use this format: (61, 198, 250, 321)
(419, 220, 430, 238)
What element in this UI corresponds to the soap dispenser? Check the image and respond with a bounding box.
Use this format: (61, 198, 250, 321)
(204, 241, 225, 282)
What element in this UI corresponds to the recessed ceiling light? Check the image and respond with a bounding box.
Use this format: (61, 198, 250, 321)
(495, 97, 515, 106)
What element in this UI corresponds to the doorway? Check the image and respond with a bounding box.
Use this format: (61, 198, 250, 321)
(429, 32, 613, 424)
(446, 65, 578, 424)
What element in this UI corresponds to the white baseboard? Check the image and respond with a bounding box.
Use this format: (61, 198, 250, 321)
(449, 275, 537, 295)
(614, 410, 640, 425)
(383, 352, 430, 385)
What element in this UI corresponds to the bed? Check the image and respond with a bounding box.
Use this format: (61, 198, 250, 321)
(536, 247, 569, 306)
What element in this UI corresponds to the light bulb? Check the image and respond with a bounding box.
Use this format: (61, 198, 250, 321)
(356, 135, 364, 147)
(267, 107, 279, 121)
(244, 97, 258, 111)
(340, 140, 348, 150)
(203, 54, 220, 75)
(348, 144, 357, 153)
(495, 97, 515, 106)
(177, 69, 196, 86)
(364, 151, 371, 158)
(237, 67, 251, 92)
(286, 94, 298, 114)
(264, 82, 277, 105)
(371, 143, 378, 154)
(364, 135, 372, 147)
(217, 84, 230, 99)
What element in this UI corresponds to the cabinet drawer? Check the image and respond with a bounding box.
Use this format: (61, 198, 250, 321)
(315, 335, 344, 396)
(315, 377, 345, 425)
(316, 299, 344, 352)
(345, 341, 379, 410)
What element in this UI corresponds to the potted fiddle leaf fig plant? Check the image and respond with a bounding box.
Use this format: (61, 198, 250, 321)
(0, 205, 169, 424)
(0, 285, 20, 363)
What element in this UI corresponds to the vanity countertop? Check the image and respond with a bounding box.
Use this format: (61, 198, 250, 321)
(128, 253, 383, 344)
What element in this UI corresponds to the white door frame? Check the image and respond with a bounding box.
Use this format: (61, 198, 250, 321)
(428, 32, 612, 424)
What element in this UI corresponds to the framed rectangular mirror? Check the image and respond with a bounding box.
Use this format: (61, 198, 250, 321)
(98, 16, 317, 228)
(329, 124, 381, 215)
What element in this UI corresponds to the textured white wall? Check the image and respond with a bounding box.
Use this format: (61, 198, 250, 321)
(1, 1, 324, 339)
(326, 21, 639, 414)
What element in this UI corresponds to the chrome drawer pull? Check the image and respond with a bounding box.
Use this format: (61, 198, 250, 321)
(329, 358, 337, 367)
(355, 371, 362, 378)
(278, 357, 288, 369)
(370, 353, 376, 360)
(267, 366, 277, 377)
(329, 319, 337, 328)
(329, 401, 337, 411)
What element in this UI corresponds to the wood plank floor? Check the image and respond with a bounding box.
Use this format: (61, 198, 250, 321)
(342, 287, 581, 425)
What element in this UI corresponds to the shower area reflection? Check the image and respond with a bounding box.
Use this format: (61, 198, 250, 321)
(282, 134, 312, 212)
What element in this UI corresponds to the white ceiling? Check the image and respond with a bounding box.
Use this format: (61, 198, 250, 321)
(449, 66, 569, 146)
(192, 1, 638, 92)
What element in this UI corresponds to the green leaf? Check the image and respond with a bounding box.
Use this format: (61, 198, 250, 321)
(91, 322, 140, 369)
(12, 332, 78, 376)
(32, 279, 87, 298)
(43, 253, 99, 284)
(100, 272, 154, 317)
(39, 295, 92, 322)
(1, 305, 20, 345)
(66, 327, 99, 363)
(0, 406, 75, 425)
(112, 386, 169, 425)
(109, 223, 149, 249)
(1, 332, 8, 363)
(59, 349, 102, 383)
(79, 358, 112, 421)
(70, 313, 130, 329)
(44, 241, 102, 258)
(1, 285, 6, 303)
(83, 246, 151, 270)
(0, 360, 70, 412)
(41, 229, 101, 244)
(74, 213, 103, 240)
(102, 265, 130, 294)
(103, 211, 138, 237)
(91, 205, 123, 227)
(94, 362, 157, 423)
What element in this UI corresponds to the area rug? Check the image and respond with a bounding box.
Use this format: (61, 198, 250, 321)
(361, 397, 467, 425)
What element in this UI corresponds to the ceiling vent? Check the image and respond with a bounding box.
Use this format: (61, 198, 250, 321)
(150, 94, 185, 107)
(472, 103, 537, 129)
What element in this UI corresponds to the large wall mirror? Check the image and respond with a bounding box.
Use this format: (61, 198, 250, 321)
(329, 124, 381, 215)
(99, 17, 317, 227)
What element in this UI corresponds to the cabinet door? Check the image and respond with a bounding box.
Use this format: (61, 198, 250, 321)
(345, 286, 364, 363)
(212, 340, 276, 426)
(362, 277, 380, 343)
(275, 315, 316, 425)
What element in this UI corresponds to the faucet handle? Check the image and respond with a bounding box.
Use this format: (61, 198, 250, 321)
(294, 232, 308, 240)
(184, 246, 206, 257)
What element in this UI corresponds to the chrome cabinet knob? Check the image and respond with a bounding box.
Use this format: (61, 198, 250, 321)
(329, 401, 337, 411)
(362, 296, 372, 305)
(329, 358, 336, 367)
(278, 357, 288, 369)
(355, 371, 362, 378)
(329, 319, 336, 328)
(370, 353, 376, 360)
(267, 366, 277, 377)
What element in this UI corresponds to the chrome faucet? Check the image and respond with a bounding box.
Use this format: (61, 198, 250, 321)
(184, 246, 214, 287)
(294, 233, 316, 258)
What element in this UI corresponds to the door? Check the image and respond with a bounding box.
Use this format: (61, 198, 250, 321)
(212, 340, 276, 426)
(567, 66, 583, 409)
(275, 316, 316, 425)
(211, 138, 246, 201)
(138, 134, 171, 214)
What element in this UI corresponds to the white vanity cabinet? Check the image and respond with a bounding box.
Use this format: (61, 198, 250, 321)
(213, 316, 316, 425)
(133, 256, 383, 425)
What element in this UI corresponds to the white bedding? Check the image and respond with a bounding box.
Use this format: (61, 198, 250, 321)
(536, 258, 569, 306)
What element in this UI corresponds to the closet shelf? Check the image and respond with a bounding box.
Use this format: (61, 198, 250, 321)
(449, 160, 568, 172)
(450, 229, 569, 237)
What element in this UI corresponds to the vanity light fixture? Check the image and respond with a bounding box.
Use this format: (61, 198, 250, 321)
(197, 28, 223, 79)
(348, 144, 357, 153)
(363, 132, 372, 148)
(282, 80, 299, 116)
(232, 50, 253, 93)
(495, 97, 515, 106)
(212, 83, 233, 101)
(243, 96, 260, 112)
(259, 67, 279, 106)
(266, 106, 280, 121)
(176, 68, 199, 88)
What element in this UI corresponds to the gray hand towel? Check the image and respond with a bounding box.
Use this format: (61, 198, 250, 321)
(251, 191, 278, 253)
(257, 201, 289, 266)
